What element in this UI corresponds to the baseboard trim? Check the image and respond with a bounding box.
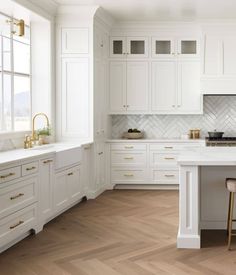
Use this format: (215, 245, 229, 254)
(114, 184, 179, 190)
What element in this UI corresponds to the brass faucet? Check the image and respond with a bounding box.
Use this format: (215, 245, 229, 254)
(32, 113, 50, 143)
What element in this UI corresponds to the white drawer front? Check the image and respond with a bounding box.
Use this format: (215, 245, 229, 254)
(111, 151, 147, 167)
(22, 161, 39, 177)
(111, 143, 146, 151)
(0, 204, 37, 248)
(0, 177, 38, 219)
(0, 166, 21, 184)
(150, 152, 179, 167)
(151, 170, 179, 184)
(112, 169, 147, 184)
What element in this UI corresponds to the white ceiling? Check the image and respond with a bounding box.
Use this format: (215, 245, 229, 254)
(53, 0, 236, 21)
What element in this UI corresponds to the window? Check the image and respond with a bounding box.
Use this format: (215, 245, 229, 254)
(0, 12, 30, 132)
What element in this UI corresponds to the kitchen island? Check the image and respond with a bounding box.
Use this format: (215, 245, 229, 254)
(177, 147, 236, 249)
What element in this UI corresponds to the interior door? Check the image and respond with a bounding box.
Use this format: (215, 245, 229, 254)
(109, 61, 127, 112)
(126, 61, 149, 112)
(177, 60, 202, 113)
(151, 61, 176, 112)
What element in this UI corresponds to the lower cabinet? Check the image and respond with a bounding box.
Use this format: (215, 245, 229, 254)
(39, 158, 54, 223)
(54, 165, 81, 214)
(110, 142, 204, 186)
(94, 142, 106, 190)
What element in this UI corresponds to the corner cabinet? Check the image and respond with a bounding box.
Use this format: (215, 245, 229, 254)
(109, 61, 149, 113)
(151, 60, 202, 114)
(110, 36, 148, 58)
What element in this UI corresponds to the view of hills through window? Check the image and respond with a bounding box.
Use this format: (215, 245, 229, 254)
(0, 12, 30, 132)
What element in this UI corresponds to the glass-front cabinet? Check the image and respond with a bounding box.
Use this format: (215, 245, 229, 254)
(152, 37, 199, 58)
(110, 36, 148, 58)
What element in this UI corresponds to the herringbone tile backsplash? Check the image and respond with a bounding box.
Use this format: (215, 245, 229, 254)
(111, 96, 236, 139)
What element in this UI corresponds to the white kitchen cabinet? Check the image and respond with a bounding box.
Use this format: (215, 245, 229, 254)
(94, 142, 106, 190)
(152, 37, 199, 58)
(127, 62, 149, 112)
(110, 36, 148, 58)
(94, 61, 108, 139)
(177, 61, 202, 112)
(39, 158, 54, 223)
(202, 32, 236, 94)
(109, 61, 149, 113)
(54, 170, 69, 213)
(109, 61, 126, 112)
(61, 57, 89, 139)
(151, 60, 202, 114)
(54, 165, 81, 214)
(151, 61, 176, 112)
(61, 28, 89, 54)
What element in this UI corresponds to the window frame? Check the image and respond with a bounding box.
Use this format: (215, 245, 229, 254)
(0, 11, 31, 135)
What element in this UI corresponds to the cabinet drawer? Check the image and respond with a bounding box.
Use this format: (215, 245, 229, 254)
(111, 151, 147, 167)
(0, 166, 21, 184)
(0, 177, 38, 219)
(150, 152, 179, 167)
(112, 169, 147, 184)
(151, 169, 179, 184)
(0, 203, 37, 248)
(22, 161, 39, 177)
(111, 143, 146, 151)
(150, 144, 183, 151)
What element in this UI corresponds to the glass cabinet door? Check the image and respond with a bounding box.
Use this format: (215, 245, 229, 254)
(152, 38, 175, 58)
(110, 37, 126, 58)
(178, 39, 199, 57)
(127, 37, 148, 58)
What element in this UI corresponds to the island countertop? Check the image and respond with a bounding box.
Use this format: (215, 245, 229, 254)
(178, 147, 236, 166)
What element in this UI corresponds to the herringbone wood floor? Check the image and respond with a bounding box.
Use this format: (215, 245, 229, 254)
(0, 190, 235, 275)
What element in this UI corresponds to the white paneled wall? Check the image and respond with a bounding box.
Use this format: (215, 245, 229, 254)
(111, 96, 236, 138)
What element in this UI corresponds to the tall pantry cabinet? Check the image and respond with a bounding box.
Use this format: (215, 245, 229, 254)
(56, 7, 112, 198)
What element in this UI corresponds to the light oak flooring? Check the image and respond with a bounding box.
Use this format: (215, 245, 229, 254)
(0, 190, 236, 275)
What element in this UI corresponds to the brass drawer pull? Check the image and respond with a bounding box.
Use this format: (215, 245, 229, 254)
(10, 193, 24, 200)
(10, 220, 24, 229)
(124, 146, 134, 149)
(164, 146, 173, 149)
(68, 172, 73, 176)
(124, 174, 134, 177)
(164, 157, 175, 160)
(0, 172, 15, 179)
(26, 166, 36, 171)
(43, 160, 53, 164)
(124, 157, 133, 160)
(165, 175, 175, 177)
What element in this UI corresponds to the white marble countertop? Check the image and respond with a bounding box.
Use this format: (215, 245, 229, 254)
(0, 142, 92, 167)
(178, 147, 236, 166)
(107, 138, 206, 143)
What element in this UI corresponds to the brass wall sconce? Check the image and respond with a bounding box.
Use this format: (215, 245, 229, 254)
(6, 18, 25, 37)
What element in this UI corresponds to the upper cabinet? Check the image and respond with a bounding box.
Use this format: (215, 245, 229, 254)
(110, 36, 148, 58)
(152, 37, 199, 58)
(61, 28, 89, 54)
(109, 61, 149, 113)
(202, 32, 236, 94)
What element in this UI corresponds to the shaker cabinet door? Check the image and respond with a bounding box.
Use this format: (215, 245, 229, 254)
(109, 61, 127, 112)
(126, 62, 149, 112)
(151, 61, 176, 112)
